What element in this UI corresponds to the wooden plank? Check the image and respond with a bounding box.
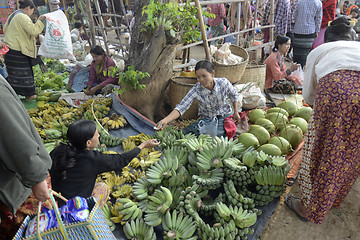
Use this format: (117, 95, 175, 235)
(194, 0, 211, 61)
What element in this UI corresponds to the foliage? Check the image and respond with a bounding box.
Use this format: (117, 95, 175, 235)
(141, 0, 215, 43)
(43, 58, 67, 73)
(105, 65, 150, 94)
(33, 63, 68, 91)
(66, 6, 76, 26)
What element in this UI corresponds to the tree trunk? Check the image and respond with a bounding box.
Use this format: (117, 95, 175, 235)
(121, 0, 179, 122)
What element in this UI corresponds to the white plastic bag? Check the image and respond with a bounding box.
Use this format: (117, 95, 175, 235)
(290, 65, 304, 86)
(198, 117, 218, 137)
(234, 83, 266, 109)
(38, 10, 76, 61)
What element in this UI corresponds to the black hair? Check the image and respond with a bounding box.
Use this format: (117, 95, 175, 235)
(272, 35, 290, 52)
(74, 22, 82, 29)
(90, 45, 105, 56)
(195, 59, 214, 73)
(324, 16, 355, 42)
(19, 0, 35, 9)
(50, 120, 97, 184)
(344, 1, 349, 4)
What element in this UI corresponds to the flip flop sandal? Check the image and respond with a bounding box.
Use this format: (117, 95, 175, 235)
(285, 194, 309, 222)
(287, 171, 299, 186)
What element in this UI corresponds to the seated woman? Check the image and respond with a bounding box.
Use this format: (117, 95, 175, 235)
(84, 45, 117, 95)
(49, 119, 159, 206)
(155, 60, 240, 137)
(264, 36, 300, 94)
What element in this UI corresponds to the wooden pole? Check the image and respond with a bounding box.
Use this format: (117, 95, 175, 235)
(236, 3, 241, 45)
(119, 0, 131, 33)
(94, 0, 111, 55)
(194, 0, 211, 61)
(85, 0, 96, 46)
(110, 0, 122, 40)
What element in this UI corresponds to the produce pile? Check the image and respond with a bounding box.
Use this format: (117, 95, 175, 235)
(98, 126, 292, 240)
(240, 101, 313, 156)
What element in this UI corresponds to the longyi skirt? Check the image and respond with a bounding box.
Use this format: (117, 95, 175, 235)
(4, 49, 36, 96)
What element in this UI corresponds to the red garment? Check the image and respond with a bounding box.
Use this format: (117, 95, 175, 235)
(88, 56, 117, 88)
(208, 4, 226, 26)
(321, 0, 336, 29)
(224, 115, 237, 139)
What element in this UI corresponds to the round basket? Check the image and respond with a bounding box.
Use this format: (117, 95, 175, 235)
(240, 62, 266, 91)
(170, 77, 198, 120)
(213, 45, 249, 84)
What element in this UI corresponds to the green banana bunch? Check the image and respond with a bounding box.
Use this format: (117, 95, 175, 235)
(198, 220, 238, 240)
(147, 186, 173, 214)
(99, 129, 123, 147)
(184, 135, 211, 152)
(116, 198, 143, 223)
(216, 202, 231, 222)
(163, 146, 188, 165)
(145, 156, 179, 185)
(123, 218, 156, 240)
(242, 150, 258, 168)
(271, 156, 288, 167)
(192, 168, 224, 189)
(162, 210, 197, 240)
(200, 193, 224, 216)
(132, 177, 152, 201)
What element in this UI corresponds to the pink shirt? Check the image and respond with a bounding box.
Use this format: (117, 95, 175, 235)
(88, 56, 117, 88)
(264, 51, 290, 89)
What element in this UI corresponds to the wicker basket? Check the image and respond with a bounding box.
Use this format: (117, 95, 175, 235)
(213, 45, 249, 84)
(240, 61, 266, 91)
(170, 77, 198, 120)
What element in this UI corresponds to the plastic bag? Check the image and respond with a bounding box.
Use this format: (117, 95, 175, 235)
(38, 10, 76, 61)
(198, 117, 218, 137)
(235, 83, 266, 109)
(290, 65, 304, 86)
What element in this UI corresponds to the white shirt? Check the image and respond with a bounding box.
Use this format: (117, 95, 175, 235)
(303, 41, 360, 104)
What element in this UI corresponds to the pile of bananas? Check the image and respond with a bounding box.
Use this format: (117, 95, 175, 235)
(123, 218, 156, 240)
(197, 219, 252, 240)
(144, 186, 173, 226)
(162, 210, 197, 240)
(102, 113, 127, 130)
(116, 198, 143, 223)
(224, 158, 255, 188)
(163, 146, 188, 165)
(178, 185, 203, 222)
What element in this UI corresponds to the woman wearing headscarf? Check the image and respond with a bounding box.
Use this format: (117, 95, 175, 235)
(285, 16, 360, 224)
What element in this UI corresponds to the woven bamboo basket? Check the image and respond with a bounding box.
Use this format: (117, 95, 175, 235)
(213, 45, 249, 84)
(240, 61, 266, 91)
(170, 77, 198, 120)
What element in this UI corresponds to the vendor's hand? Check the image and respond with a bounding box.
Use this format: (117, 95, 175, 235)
(32, 180, 50, 202)
(38, 15, 46, 21)
(155, 119, 167, 131)
(88, 85, 101, 95)
(138, 139, 160, 150)
(290, 63, 300, 72)
(83, 88, 90, 95)
(233, 112, 241, 124)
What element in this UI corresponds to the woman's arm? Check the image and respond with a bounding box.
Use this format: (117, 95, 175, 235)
(156, 109, 181, 130)
(20, 14, 45, 36)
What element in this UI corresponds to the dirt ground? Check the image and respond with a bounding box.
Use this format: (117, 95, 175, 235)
(258, 178, 360, 240)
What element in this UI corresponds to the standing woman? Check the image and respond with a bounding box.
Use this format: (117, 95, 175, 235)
(3, 0, 46, 100)
(285, 16, 360, 224)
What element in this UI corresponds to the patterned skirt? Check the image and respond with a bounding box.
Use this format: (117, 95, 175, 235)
(4, 49, 36, 97)
(299, 70, 360, 224)
(292, 33, 316, 67)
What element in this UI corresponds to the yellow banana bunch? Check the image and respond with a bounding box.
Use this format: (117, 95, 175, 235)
(122, 139, 137, 152)
(112, 184, 133, 199)
(130, 157, 141, 169)
(104, 174, 126, 193)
